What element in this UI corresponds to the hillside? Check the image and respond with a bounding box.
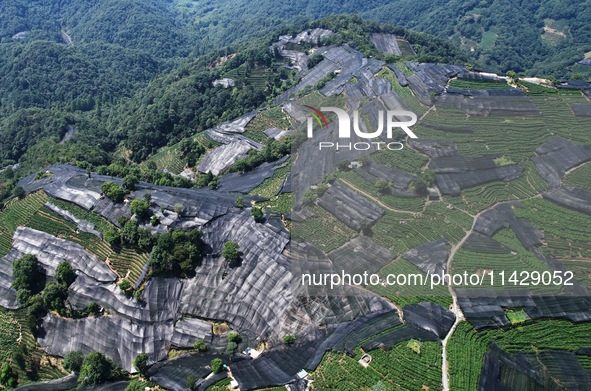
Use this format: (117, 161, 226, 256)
(0, 14, 467, 189)
(362, 0, 591, 76)
(1, 0, 590, 178)
(173, 0, 591, 76)
(0, 14, 590, 390)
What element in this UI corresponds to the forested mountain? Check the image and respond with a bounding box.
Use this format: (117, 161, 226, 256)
(109, 15, 469, 162)
(0, 11, 468, 203)
(1, 3, 591, 389)
(0, 41, 161, 113)
(2, 0, 590, 75)
(362, 0, 591, 75)
(0, 0, 590, 202)
(0, 0, 192, 58)
(172, 0, 591, 76)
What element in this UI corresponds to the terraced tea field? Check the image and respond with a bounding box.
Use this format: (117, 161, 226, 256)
(0, 192, 148, 286)
(372, 201, 472, 254)
(0, 191, 48, 256)
(0, 308, 66, 384)
(144, 144, 185, 174)
(451, 229, 552, 292)
(448, 78, 511, 90)
(445, 162, 549, 215)
(243, 106, 294, 143)
(564, 161, 591, 191)
(376, 67, 428, 116)
(337, 171, 425, 212)
(291, 205, 357, 252)
(448, 320, 591, 390)
(513, 198, 591, 260)
(249, 164, 290, 198)
(369, 257, 452, 308)
(370, 147, 428, 176)
(311, 340, 442, 390)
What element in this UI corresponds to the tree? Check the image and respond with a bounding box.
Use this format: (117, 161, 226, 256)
(137, 229, 153, 251)
(421, 169, 435, 187)
(84, 302, 101, 317)
(122, 175, 139, 191)
(186, 375, 196, 390)
(283, 335, 296, 344)
(125, 379, 154, 391)
(12, 186, 25, 199)
(150, 216, 159, 226)
(222, 242, 240, 263)
(101, 181, 125, 203)
(130, 199, 151, 219)
(173, 203, 184, 215)
(56, 261, 76, 287)
(117, 216, 129, 227)
(235, 196, 244, 208)
(210, 358, 224, 374)
(16, 289, 32, 307)
(251, 207, 264, 223)
(132, 353, 149, 376)
(307, 53, 324, 69)
(233, 160, 249, 174)
(384, 54, 401, 63)
(27, 294, 46, 318)
(149, 229, 203, 277)
(121, 220, 140, 245)
(42, 282, 67, 311)
(374, 179, 392, 195)
(12, 254, 45, 304)
(337, 160, 350, 171)
(302, 189, 317, 205)
(193, 339, 207, 352)
(227, 332, 242, 343)
(411, 179, 429, 196)
(359, 220, 373, 236)
(119, 279, 132, 295)
(63, 351, 84, 372)
(104, 228, 120, 246)
(0, 362, 18, 388)
(78, 352, 113, 387)
(226, 341, 238, 355)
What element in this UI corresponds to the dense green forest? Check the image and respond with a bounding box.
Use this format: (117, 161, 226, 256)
(0, 0, 191, 58)
(110, 15, 470, 162)
(173, 0, 591, 76)
(0, 12, 468, 189)
(0, 41, 162, 114)
(362, 0, 591, 75)
(0, 0, 590, 204)
(2, 0, 590, 75)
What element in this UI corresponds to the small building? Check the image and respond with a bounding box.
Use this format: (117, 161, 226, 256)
(213, 78, 236, 88)
(243, 347, 262, 359)
(358, 354, 372, 368)
(296, 369, 308, 379)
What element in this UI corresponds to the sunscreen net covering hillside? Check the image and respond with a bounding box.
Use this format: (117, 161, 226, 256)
(286, 36, 591, 322)
(4, 21, 591, 391)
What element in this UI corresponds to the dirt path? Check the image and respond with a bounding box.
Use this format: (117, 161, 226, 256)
(419, 105, 436, 122)
(61, 30, 73, 45)
(441, 205, 491, 390)
(440, 198, 537, 389)
(339, 178, 417, 215)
